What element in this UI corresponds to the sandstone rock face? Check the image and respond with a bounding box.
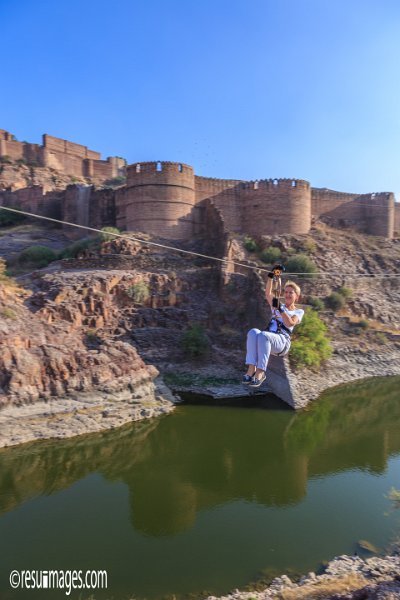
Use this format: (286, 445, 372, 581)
(0, 260, 179, 446)
(0, 163, 91, 193)
(0, 269, 164, 406)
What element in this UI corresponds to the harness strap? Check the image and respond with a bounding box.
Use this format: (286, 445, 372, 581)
(267, 318, 292, 337)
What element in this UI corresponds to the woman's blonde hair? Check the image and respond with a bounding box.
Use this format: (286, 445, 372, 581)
(284, 281, 301, 298)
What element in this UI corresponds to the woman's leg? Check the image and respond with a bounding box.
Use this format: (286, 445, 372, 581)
(245, 328, 260, 375)
(254, 332, 287, 379)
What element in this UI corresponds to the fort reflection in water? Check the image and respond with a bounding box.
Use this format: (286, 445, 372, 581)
(0, 376, 399, 537)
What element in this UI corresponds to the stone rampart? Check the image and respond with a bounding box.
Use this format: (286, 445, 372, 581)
(312, 188, 394, 237)
(0, 128, 396, 240)
(394, 202, 400, 237)
(242, 178, 311, 236)
(120, 162, 196, 239)
(0, 129, 124, 182)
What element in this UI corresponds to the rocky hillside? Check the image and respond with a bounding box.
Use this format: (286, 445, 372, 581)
(1, 222, 400, 442)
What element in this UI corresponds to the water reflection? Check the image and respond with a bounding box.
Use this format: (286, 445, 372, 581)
(1, 377, 399, 539)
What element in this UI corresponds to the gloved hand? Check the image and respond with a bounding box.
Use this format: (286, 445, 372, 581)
(268, 264, 285, 279)
(272, 264, 285, 274)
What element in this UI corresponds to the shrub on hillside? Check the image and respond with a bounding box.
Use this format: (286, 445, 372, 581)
(325, 292, 345, 311)
(18, 245, 57, 268)
(104, 176, 126, 187)
(260, 246, 281, 264)
(243, 236, 259, 253)
(126, 281, 150, 304)
(338, 286, 353, 299)
(0, 206, 26, 227)
(181, 323, 210, 358)
(301, 239, 317, 254)
(285, 254, 317, 277)
(59, 237, 100, 259)
(308, 296, 325, 311)
(100, 226, 121, 242)
(290, 308, 333, 369)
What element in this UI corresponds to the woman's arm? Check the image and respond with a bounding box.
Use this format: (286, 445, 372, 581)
(280, 310, 300, 328)
(265, 275, 274, 307)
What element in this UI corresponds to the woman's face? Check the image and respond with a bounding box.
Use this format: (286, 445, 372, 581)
(284, 286, 298, 305)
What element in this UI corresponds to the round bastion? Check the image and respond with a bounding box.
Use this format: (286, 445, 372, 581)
(123, 161, 195, 239)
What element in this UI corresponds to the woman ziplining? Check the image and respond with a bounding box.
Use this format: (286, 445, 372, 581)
(243, 265, 304, 388)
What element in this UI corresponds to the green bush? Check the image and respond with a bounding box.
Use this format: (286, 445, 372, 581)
(290, 309, 333, 369)
(59, 237, 99, 259)
(375, 331, 387, 345)
(0, 155, 12, 164)
(243, 236, 259, 252)
(18, 245, 57, 268)
(301, 239, 317, 254)
(181, 323, 210, 358)
(126, 281, 150, 304)
(338, 286, 353, 298)
(1, 307, 17, 319)
(357, 319, 369, 330)
(325, 292, 345, 311)
(285, 254, 317, 277)
(0, 206, 26, 227)
(104, 176, 126, 187)
(308, 296, 325, 311)
(100, 226, 121, 241)
(260, 246, 281, 264)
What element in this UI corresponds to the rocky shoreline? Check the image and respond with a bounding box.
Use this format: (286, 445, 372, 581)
(207, 553, 400, 600)
(0, 375, 177, 449)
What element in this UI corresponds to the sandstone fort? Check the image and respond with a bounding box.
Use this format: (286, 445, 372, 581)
(1, 128, 399, 239)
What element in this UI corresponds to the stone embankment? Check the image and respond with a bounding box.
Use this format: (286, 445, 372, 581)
(207, 554, 400, 599)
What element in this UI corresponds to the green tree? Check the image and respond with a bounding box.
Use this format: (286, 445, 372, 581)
(290, 308, 333, 369)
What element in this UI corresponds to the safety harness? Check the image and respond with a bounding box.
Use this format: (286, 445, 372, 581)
(267, 264, 291, 355)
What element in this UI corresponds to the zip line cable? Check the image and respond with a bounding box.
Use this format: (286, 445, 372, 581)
(0, 205, 399, 279)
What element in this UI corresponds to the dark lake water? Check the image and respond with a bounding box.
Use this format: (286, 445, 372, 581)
(0, 376, 400, 599)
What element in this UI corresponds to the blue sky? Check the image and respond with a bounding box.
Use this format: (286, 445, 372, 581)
(1, 0, 400, 197)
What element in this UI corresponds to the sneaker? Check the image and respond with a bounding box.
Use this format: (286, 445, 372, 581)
(249, 373, 267, 388)
(242, 374, 254, 384)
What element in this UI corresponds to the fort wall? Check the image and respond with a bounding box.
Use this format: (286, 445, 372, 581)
(312, 188, 394, 237)
(0, 127, 396, 240)
(0, 129, 125, 182)
(119, 162, 196, 239)
(242, 178, 311, 236)
(393, 203, 400, 237)
(0, 186, 63, 221)
(195, 176, 243, 233)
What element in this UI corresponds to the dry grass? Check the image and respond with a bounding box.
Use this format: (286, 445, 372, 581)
(278, 573, 369, 600)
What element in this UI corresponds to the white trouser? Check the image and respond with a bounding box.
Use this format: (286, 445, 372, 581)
(245, 328, 290, 371)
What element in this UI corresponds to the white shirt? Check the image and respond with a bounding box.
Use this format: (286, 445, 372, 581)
(270, 305, 304, 333)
